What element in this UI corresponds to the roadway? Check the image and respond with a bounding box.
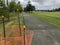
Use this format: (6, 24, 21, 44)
(23, 13, 60, 45)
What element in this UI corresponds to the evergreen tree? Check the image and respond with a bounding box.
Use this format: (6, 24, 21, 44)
(24, 1, 35, 12)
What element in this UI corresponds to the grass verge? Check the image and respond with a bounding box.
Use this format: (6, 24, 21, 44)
(30, 12, 60, 27)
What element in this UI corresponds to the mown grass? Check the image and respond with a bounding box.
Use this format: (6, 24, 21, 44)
(31, 12, 60, 27)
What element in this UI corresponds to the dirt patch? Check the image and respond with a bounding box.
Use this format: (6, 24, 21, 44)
(0, 25, 33, 45)
(6, 21, 13, 27)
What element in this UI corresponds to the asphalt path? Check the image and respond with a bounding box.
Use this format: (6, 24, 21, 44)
(23, 13, 60, 45)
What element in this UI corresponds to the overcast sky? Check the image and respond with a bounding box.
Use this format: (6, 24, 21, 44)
(7, 0, 60, 10)
(18, 0, 60, 10)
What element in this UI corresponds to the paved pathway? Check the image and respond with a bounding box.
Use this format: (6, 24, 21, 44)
(23, 13, 60, 45)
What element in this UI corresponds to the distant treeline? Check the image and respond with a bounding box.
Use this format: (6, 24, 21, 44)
(53, 8, 60, 11)
(36, 8, 60, 12)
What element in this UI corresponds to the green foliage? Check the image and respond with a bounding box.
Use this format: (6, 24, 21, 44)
(0, 0, 9, 18)
(9, 1, 16, 12)
(16, 1, 23, 12)
(0, 7, 9, 17)
(0, 0, 3, 6)
(24, 1, 35, 12)
(9, 1, 23, 12)
(53, 8, 60, 11)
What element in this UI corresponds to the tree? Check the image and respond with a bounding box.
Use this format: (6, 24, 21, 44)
(0, 0, 4, 6)
(16, 1, 23, 12)
(51, 8, 60, 11)
(54, 8, 60, 11)
(9, 1, 16, 12)
(0, 0, 8, 17)
(0, 0, 9, 21)
(9, 1, 23, 12)
(24, 1, 35, 12)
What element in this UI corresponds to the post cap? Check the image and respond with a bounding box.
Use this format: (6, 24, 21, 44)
(2, 16, 4, 19)
(23, 25, 26, 30)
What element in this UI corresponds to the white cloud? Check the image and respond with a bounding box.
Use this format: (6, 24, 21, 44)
(18, 0, 60, 10)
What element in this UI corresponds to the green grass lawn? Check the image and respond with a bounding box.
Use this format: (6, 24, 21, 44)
(31, 12, 60, 27)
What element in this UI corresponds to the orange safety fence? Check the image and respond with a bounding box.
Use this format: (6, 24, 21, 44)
(0, 25, 33, 45)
